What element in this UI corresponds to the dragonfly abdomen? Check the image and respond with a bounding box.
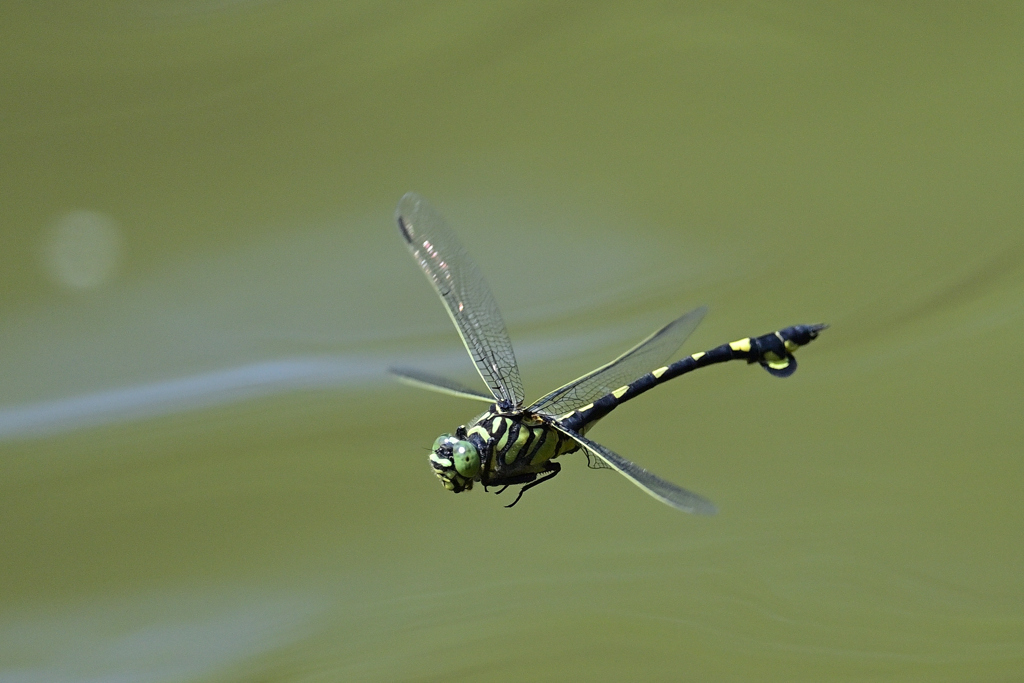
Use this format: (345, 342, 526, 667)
(560, 324, 827, 431)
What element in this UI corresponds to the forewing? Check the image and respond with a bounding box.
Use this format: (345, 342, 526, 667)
(389, 367, 496, 403)
(529, 306, 707, 417)
(396, 193, 525, 408)
(555, 425, 717, 515)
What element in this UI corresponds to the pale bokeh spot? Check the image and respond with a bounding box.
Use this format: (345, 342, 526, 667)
(44, 210, 123, 290)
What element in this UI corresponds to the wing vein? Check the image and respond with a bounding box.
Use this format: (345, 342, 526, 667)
(397, 193, 525, 408)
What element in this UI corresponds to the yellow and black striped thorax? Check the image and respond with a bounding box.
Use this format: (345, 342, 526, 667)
(465, 410, 583, 483)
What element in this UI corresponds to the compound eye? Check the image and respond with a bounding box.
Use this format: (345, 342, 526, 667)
(451, 440, 480, 478)
(432, 434, 453, 453)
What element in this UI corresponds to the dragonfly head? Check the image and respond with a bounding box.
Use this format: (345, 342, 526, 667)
(430, 432, 480, 493)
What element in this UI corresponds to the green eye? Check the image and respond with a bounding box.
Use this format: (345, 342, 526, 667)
(452, 441, 480, 478)
(432, 434, 451, 453)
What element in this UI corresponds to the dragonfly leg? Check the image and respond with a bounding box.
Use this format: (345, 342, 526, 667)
(486, 476, 532, 494)
(485, 473, 536, 497)
(505, 462, 562, 509)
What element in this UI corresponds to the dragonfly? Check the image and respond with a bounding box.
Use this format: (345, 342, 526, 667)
(391, 192, 826, 514)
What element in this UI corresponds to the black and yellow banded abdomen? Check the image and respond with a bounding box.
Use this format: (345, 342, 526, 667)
(559, 323, 827, 433)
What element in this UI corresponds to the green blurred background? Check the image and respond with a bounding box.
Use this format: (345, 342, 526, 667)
(1, 3, 1022, 681)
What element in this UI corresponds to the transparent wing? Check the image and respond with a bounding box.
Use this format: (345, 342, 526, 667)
(554, 425, 717, 515)
(389, 367, 496, 403)
(529, 306, 707, 417)
(396, 193, 525, 409)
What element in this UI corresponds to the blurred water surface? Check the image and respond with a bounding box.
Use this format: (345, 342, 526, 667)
(1, 3, 1022, 681)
